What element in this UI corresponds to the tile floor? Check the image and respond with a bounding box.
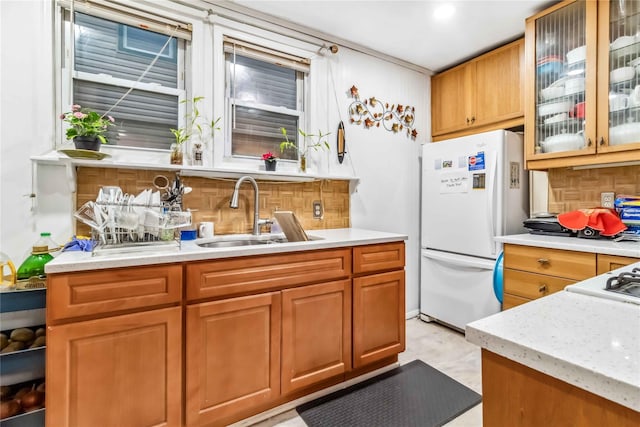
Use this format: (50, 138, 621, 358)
(248, 317, 483, 427)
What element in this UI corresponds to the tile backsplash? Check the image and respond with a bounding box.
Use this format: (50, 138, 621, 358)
(76, 168, 350, 235)
(548, 165, 640, 213)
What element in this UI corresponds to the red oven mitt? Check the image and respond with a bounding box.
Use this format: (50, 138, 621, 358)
(557, 208, 627, 237)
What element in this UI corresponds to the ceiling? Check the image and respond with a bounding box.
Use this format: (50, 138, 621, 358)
(230, 0, 558, 72)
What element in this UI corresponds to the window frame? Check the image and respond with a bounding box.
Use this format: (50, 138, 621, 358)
(211, 23, 316, 173)
(57, 6, 189, 153)
(223, 47, 307, 163)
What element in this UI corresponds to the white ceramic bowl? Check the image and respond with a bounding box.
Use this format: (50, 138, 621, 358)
(564, 77, 585, 95)
(566, 45, 586, 64)
(541, 86, 565, 101)
(541, 133, 585, 153)
(610, 67, 636, 84)
(610, 36, 636, 51)
(538, 101, 573, 116)
(609, 123, 640, 146)
(544, 113, 568, 124)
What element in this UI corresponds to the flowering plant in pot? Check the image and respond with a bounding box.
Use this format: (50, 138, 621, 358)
(262, 151, 278, 171)
(60, 104, 114, 151)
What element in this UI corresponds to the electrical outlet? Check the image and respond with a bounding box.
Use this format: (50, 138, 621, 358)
(312, 200, 323, 219)
(601, 192, 615, 208)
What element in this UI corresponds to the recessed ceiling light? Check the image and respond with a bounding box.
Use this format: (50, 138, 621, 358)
(433, 3, 456, 20)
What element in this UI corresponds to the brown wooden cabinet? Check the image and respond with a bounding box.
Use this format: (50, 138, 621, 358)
(482, 349, 640, 426)
(431, 38, 524, 140)
(281, 280, 351, 395)
(596, 254, 639, 274)
(185, 248, 354, 426)
(46, 264, 183, 427)
(185, 293, 281, 427)
(47, 307, 182, 427)
(502, 244, 596, 309)
(47, 241, 405, 427)
(502, 244, 639, 309)
(525, 0, 640, 170)
(352, 243, 406, 369)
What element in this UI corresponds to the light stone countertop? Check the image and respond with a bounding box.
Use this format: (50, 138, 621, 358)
(466, 290, 640, 412)
(496, 233, 640, 258)
(45, 228, 407, 274)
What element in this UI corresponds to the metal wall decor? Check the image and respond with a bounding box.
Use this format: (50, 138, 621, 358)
(347, 85, 418, 139)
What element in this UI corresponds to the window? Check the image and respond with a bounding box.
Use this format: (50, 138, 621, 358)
(224, 39, 308, 160)
(65, 11, 186, 149)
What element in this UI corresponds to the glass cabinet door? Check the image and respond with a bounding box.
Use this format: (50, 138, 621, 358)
(534, 1, 588, 155)
(607, 0, 640, 147)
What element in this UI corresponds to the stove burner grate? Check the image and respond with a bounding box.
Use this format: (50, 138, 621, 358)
(605, 268, 640, 298)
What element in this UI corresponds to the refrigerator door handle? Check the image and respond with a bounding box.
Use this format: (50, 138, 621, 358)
(486, 150, 498, 256)
(422, 249, 494, 270)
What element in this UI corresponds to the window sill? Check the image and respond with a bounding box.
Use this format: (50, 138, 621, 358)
(31, 148, 359, 183)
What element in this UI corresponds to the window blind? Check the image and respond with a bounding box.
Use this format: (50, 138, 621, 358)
(223, 37, 310, 73)
(57, 0, 192, 40)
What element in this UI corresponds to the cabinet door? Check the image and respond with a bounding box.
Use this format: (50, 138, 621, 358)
(46, 307, 182, 427)
(185, 293, 281, 427)
(596, 254, 639, 274)
(475, 39, 524, 127)
(431, 64, 473, 136)
(281, 280, 351, 395)
(596, 0, 640, 154)
(353, 270, 405, 369)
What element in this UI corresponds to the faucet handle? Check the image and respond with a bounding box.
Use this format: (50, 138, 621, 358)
(258, 218, 273, 226)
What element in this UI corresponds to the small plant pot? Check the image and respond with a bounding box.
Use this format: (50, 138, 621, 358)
(170, 144, 183, 165)
(299, 154, 307, 173)
(265, 160, 277, 171)
(73, 136, 101, 152)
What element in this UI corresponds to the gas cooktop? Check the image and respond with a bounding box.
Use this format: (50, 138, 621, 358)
(566, 262, 640, 305)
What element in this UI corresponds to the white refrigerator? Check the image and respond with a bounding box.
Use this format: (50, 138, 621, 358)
(420, 130, 528, 331)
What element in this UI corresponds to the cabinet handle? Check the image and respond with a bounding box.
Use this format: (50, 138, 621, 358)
(587, 138, 592, 147)
(471, 116, 476, 124)
(599, 137, 605, 146)
(539, 284, 548, 293)
(537, 258, 549, 264)
(466, 117, 470, 125)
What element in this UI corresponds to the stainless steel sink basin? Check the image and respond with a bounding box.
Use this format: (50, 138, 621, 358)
(196, 235, 288, 248)
(195, 234, 322, 249)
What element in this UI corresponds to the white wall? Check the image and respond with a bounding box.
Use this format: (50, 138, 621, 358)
(313, 48, 429, 317)
(0, 1, 430, 317)
(0, 0, 70, 264)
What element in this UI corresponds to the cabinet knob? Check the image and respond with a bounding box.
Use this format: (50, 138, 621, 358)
(587, 138, 592, 147)
(537, 258, 549, 264)
(471, 116, 476, 124)
(599, 137, 605, 146)
(539, 284, 548, 293)
(466, 117, 470, 125)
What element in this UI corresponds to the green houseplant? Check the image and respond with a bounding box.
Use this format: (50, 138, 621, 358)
(60, 105, 114, 151)
(169, 96, 221, 165)
(279, 127, 330, 172)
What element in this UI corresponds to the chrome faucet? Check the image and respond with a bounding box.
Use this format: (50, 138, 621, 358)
(229, 176, 271, 235)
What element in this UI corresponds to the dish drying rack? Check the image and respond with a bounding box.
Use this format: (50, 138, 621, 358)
(75, 199, 192, 256)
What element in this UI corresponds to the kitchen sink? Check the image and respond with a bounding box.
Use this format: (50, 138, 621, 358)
(197, 236, 287, 248)
(195, 234, 322, 248)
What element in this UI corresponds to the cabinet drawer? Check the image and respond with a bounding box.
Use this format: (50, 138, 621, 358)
(47, 264, 182, 323)
(186, 248, 351, 301)
(353, 242, 405, 275)
(596, 254, 639, 275)
(502, 293, 530, 310)
(504, 269, 574, 300)
(503, 244, 595, 280)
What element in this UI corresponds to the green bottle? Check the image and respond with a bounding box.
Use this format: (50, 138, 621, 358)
(16, 233, 57, 280)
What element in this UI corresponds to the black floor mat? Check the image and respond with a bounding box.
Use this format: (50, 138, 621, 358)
(296, 359, 481, 427)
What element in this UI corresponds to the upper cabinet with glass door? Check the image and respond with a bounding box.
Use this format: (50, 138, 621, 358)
(525, 0, 640, 170)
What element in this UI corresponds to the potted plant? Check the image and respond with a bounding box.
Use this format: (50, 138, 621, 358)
(279, 127, 330, 172)
(262, 151, 278, 171)
(169, 96, 220, 165)
(60, 105, 114, 151)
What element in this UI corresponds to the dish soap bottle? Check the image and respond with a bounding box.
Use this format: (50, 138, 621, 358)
(16, 233, 58, 282)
